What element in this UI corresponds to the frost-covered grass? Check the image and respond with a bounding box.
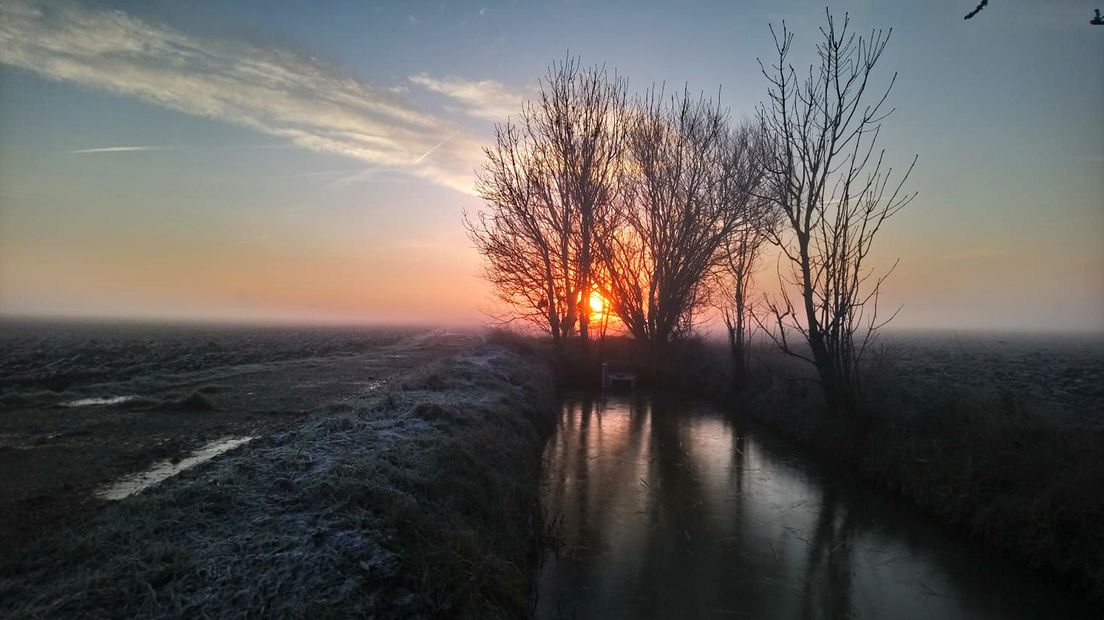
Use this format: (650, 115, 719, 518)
(0, 320, 421, 409)
(0, 345, 554, 618)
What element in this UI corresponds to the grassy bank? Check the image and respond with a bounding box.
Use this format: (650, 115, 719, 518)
(0, 344, 555, 618)
(663, 338, 1104, 601)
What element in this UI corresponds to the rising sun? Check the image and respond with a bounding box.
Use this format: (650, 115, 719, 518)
(589, 290, 607, 316)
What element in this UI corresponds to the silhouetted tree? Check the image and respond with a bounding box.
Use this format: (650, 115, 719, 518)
(756, 12, 917, 412)
(599, 89, 759, 365)
(467, 122, 570, 340)
(532, 57, 628, 345)
(466, 57, 626, 350)
(715, 126, 776, 387)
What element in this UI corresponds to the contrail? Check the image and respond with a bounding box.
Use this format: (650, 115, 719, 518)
(327, 167, 403, 189)
(412, 128, 462, 164)
(327, 129, 463, 189)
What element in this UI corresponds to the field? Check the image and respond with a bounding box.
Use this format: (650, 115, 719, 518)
(881, 330, 1104, 421)
(0, 320, 476, 555)
(0, 322, 556, 617)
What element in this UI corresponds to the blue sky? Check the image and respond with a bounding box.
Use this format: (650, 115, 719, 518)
(1, 0, 1101, 330)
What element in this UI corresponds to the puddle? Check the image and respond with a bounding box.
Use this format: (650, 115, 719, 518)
(96, 436, 257, 501)
(64, 395, 138, 407)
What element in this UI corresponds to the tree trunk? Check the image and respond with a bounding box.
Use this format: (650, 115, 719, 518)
(728, 324, 747, 388)
(799, 233, 847, 412)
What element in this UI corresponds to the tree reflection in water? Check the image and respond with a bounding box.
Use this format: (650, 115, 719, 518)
(537, 394, 1089, 620)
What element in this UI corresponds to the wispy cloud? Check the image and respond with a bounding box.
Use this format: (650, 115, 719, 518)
(0, 0, 483, 193)
(68, 145, 175, 154)
(67, 143, 294, 155)
(410, 73, 529, 121)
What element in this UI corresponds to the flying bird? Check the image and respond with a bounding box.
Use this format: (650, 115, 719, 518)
(964, 0, 988, 20)
(1092, 9, 1103, 25)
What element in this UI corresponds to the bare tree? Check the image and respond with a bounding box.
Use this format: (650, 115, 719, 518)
(529, 57, 627, 344)
(467, 122, 569, 341)
(756, 12, 917, 412)
(599, 89, 759, 363)
(466, 56, 626, 350)
(716, 127, 776, 387)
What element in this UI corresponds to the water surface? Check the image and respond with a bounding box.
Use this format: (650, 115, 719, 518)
(537, 394, 1090, 619)
(64, 395, 137, 407)
(96, 436, 256, 500)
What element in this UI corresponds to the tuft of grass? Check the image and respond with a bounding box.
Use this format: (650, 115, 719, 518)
(482, 328, 541, 356)
(167, 391, 217, 411)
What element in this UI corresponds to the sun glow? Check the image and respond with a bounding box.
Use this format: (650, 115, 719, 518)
(589, 290, 607, 317)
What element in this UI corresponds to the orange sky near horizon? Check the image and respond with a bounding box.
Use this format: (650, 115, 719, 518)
(0, 0, 1101, 333)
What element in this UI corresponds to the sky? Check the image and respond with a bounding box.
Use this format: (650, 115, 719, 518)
(0, 0, 1101, 332)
